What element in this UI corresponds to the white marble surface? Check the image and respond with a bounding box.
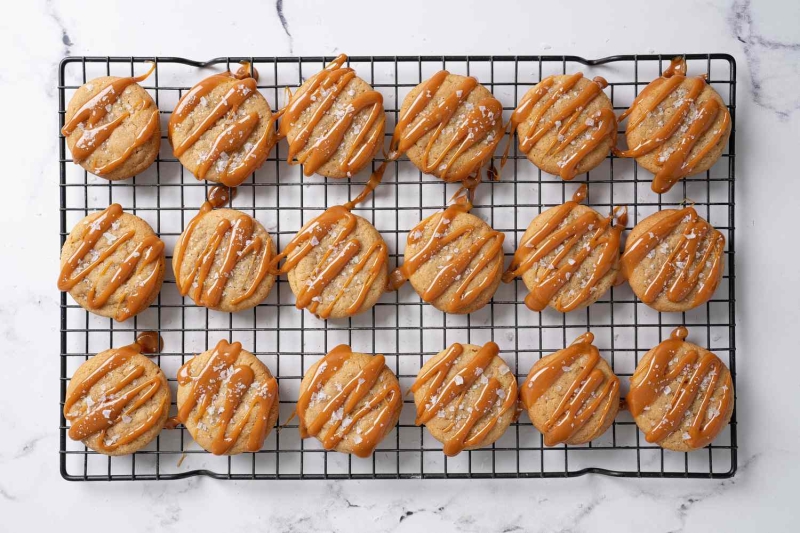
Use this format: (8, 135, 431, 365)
(1, 0, 799, 531)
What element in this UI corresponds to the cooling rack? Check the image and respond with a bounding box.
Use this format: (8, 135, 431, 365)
(59, 54, 737, 480)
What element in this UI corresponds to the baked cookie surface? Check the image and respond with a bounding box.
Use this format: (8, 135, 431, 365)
(59, 204, 165, 322)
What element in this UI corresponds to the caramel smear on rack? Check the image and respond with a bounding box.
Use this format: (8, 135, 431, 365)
(295, 345, 401, 458)
(520, 332, 619, 446)
(410, 342, 516, 456)
(503, 184, 627, 312)
(615, 57, 731, 194)
(501, 73, 617, 181)
(173, 185, 274, 308)
(64, 334, 167, 452)
(170, 63, 281, 187)
(62, 63, 159, 176)
(58, 204, 165, 322)
(621, 207, 724, 307)
(627, 327, 732, 448)
(173, 339, 278, 455)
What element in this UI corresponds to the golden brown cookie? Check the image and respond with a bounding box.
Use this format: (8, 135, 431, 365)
(505, 73, 616, 181)
(521, 332, 619, 446)
(628, 326, 734, 451)
(391, 71, 503, 182)
(280, 54, 385, 178)
(169, 64, 277, 187)
(64, 336, 170, 456)
(270, 204, 388, 319)
(175, 339, 279, 455)
(504, 184, 626, 312)
(411, 342, 516, 456)
(58, 204, 165, 322)
(62, 64, 160, 181)
(296, 345, 402, 457)
(616, 57, 732, 194)
(621, 207, 725, 312)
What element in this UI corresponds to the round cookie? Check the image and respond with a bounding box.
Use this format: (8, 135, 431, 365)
(621, 207, 725, 312)
(175, 339, 279, 455)
(627, 327, 734, 451)
(64, 339, 170, 455)
(173, 207, 276, 313)
(392, 72, 504, 182)
(521, 332, 619, 446)
(62, 66, 161, 181)
(169, 64, 277, 187)
(510, 73, 616, 180)
(391, 204, 504, 314)
(617, 57, 732, 194)
(58, 204, 165, 322)
(296, 346, 402, 457)
(411, 342, 516, 456)
(280, 54, 385, 178)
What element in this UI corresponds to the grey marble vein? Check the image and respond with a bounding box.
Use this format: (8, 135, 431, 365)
(276, 0, 294, 54)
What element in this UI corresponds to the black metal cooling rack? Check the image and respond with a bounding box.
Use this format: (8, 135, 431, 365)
(59, 54, 737, 481)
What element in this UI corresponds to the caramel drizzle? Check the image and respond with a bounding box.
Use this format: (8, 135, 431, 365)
(621, 207, 725, 307)
(410, 342, 516, 456)
(64, 336, 167, 451)
(172, 186, 273, 308)
(627, 327, 732, 448)
(174, 339, 278, 455)
(389, 70, 503, 183)
(62, 63, 159, 176)
(280, 54, 385, 177)
(58, 204, 165, 321)
(520, 332, 619, 446)
(169, 64, 281, 187)
(500, 73, 617, 181)
(616, 57, 731, 194)
(503, 184, 627, 312)
(296, 345, 401, 458)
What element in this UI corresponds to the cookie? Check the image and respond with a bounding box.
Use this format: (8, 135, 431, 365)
(296, 345, 402, 457)
(616, 57, 732, 194)
(64, 335, 170, 455)
(390, 71, 503, 182)
(175, 339, 279, 455)
(521, 332, 619, 446)
(411, 342, 516, 456)
(280, 54, 385, 178)
(504, 73, 616, 180)
(621, 207, 725, 312)
(169, 63, 277, 187)
(58, 204, 165, 322)
(390, 199, 504, 314)
(503, 184, 626, 312)
(628, 326, 733, 451)
(173, 186, 276, 313)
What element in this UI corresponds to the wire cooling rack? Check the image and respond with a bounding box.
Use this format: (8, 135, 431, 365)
(59, 54, 736, 480)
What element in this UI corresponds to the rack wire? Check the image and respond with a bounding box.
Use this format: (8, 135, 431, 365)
(59, 54, 736, 480)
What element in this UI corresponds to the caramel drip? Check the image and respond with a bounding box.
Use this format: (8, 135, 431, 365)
(58, 204, 164, 322)
(621, 207, 725, 306)
(520, 333, 619, 446)
(175, 339, 277, 454)
(503, 184, 627, 312)
(64, 340, 167, 451)
(616, 57, 731, 193)
(279, 54, 385, 177)
(93, 108, 160, 175)
(135, 331, 163, 354)
(410, 342, 516, 456)
(295, 345, 401, 458)
(627, 327, 732, 448)
(500, 74, 616, 180)
(389, 70, 503, 183)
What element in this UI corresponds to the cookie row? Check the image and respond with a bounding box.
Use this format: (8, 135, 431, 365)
(63, 55, 731, 195)
(64, 327, 733, 457)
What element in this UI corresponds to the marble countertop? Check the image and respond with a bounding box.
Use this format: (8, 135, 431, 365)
(1, 0, 799, 531)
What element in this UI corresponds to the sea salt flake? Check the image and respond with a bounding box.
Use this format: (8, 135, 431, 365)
(454, 375, 464, 386)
